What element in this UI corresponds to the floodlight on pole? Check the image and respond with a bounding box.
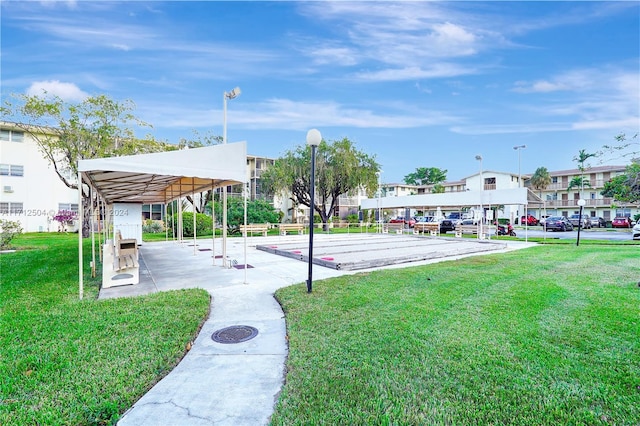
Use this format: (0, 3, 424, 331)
(222, 86, 240, 268)
(513, 144, 526, 225)
(306, 128, 321, 293)
(475, 154, 483, 238)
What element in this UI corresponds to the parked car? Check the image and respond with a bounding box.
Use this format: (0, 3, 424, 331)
(589, 216, 606, 228)
(389, 216, 417, 227)
(632, 222, 640, 240)
(612, 216, 633, 228)
(416, 216, 436, 223)
(568, 214, 591, 229)
(539, 215, 550, 226)
(544, 216, 574, 232)
(438, 218, 457, 232)
(520, 214, 539, 226)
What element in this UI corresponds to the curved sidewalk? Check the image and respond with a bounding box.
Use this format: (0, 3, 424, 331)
(101, 234, 534, 425)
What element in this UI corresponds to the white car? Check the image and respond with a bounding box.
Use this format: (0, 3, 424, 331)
(633, 222, 640, 240)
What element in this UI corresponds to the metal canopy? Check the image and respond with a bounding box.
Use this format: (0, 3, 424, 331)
(78, 142, 247, 203)
(360, 187, 544, 210)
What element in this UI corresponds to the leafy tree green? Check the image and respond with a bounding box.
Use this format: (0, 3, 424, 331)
(601, 162, 640, 203)
(167, 212, 213, 237)
(1, 93, 167, 236)
(261, 138, 380, 230)
(602, 132, 639, 162)
(431, 183, 445, 194)
(529, 167, 552, 218)
(403, 167, 447, 185)
(212, 197, 279, 234)
(179, 130, 224, 213)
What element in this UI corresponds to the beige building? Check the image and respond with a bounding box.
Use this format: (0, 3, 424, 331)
(524, 165, 636, 221)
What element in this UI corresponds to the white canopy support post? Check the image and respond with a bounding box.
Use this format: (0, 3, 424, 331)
(162, 200, 169, 242)
(193, 178, 197, 255)
(90, 184, 96, 278)
(244, 181, 248, 284)
(78, 170, 84, 300)
(98, 196, 103, 262)
(212, 182, 216, 265)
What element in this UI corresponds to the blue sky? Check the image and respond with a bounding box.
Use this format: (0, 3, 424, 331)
(2, 1, 639, 184)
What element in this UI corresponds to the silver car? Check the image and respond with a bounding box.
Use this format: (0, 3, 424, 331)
(633, 222, 640, 240)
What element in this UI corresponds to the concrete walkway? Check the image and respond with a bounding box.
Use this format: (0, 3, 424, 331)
(102, 234, 535, 425)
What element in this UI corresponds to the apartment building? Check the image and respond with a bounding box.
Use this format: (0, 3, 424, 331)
(524, 165, 634, 221)
(0, 122, 79, 232)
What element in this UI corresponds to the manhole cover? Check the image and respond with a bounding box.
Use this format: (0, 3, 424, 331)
(211, 325, 258, 344)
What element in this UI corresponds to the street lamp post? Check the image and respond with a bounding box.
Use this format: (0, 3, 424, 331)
(475, 154, 483, 237)
(306, 129, 321, 293)
(576, 199, 585, 246)
(513, 144, 526, 223)
(222, 86, 241, 267)
(376, 171, 382, 234)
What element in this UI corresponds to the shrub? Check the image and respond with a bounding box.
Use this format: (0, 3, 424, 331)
(346, 214, 359, 224)
(142, 219, 164, 233)
(168, 212, 213, 237)
(0, 219, 23, 250)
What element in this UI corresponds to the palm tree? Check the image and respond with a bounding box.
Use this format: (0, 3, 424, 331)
(573, 149, 597, 199)
(530, 167, 551, 219)
(567, 176, 592, 192)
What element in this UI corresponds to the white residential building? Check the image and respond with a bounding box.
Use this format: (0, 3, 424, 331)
(0, 122, 79, 232)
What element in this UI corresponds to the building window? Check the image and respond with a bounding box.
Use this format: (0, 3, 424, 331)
(552, 177, 558, 183)
(0, 129, 24, 142)
(0, 164, 24, 176)
(0, 202, 23, 214)
(58, 203, 79, 213)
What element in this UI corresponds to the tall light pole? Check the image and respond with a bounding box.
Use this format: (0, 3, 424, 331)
(576, 199, 585, 246)
(376, 171, 382, 234)
(513, 144, 526, 223)
(475, 154, 483, 238)
(222, 86, 241, 267)
(306, 129, 321, 293)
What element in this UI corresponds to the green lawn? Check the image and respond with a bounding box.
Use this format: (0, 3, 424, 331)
(2, 234, 639, 425)
(0, 233, 210, 425)
(272, 245, 640, 425)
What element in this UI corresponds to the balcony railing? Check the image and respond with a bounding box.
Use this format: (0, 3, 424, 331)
(525, 179, 609, 191)
(543, 198, 614, 208)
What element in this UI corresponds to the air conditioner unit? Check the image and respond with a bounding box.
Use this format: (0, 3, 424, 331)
(3, 186, 13, 193)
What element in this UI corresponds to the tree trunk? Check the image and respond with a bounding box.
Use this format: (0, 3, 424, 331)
(82, 194, 91, 238)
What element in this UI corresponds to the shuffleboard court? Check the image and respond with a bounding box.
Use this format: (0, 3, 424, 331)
(256, 234, 507, 270)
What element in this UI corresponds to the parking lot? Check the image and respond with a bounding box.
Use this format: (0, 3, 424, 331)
(510, 227, 636, 241)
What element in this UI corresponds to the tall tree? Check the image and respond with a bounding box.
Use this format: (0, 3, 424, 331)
(529, 166, 551, 218)
(601, 162, 640, 203)
(572, 149, 597, 198)
(179, 130, 224, 213)
(567, 176, 592, 192)
(403, 167, 447, 185)
(261, 138, 380, 230)
(1, 93, 166, 236)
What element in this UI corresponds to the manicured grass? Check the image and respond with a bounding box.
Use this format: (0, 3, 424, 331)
(273, 245, 640, 425)
(0, 233, 211, 425)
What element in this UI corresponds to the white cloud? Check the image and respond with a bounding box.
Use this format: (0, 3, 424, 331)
(26, 80, 88, 102)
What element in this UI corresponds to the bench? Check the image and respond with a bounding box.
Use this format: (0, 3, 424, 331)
(114, 238, 139, 271)
(102, 232, 140, 288)
(413, 222, 440, 236)
(383, 223, 405, 234)
(279, 223, 305, 235)
(455, 224, 489, 239)
(239, 224, 269, 237)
